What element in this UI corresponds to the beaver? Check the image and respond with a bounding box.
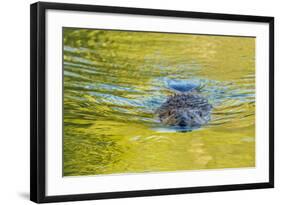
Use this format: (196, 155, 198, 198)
(155, 80, 212, 128)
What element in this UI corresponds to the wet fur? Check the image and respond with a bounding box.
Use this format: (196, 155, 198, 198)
(155, 93, 212, 128)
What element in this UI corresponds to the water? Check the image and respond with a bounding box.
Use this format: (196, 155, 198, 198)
(63, 28, 255, 176)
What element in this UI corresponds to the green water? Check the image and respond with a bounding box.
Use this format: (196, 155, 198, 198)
(63, 28, 255, 176)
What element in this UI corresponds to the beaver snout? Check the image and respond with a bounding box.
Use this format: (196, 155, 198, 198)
(177, 115, 189, 127)
(178, 119, 188, 127)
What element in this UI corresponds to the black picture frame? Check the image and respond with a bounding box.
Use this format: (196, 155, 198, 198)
(30, 1, 274, 203)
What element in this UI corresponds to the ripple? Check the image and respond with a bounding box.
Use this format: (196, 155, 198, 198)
(63, 28, 256, 176)
(63, 41, 255, 132)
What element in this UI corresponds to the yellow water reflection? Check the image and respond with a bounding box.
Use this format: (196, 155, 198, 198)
(63, 28, 255, 176)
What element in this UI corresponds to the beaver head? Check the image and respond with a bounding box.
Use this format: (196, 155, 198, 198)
(155, 93, 212, 128)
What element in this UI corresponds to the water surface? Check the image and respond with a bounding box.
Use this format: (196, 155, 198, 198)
(63, 28, 255, 176)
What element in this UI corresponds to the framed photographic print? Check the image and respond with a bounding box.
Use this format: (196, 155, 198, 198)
(30, 1, 274, 203)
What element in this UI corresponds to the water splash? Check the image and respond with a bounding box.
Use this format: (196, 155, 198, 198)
(165, 78, 200, 92)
